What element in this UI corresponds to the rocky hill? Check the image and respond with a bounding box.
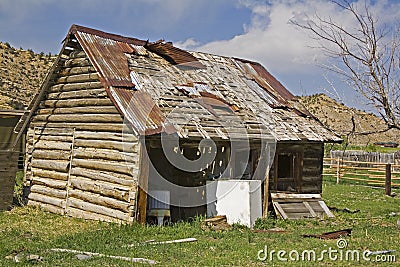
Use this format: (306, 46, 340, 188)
(0, 41, 398, 146)
(0, 42, 55, 110)
(299, 94, 400, 146)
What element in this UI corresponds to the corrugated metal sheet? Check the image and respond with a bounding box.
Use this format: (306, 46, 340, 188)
(146, 40, 205, 69)
(75, 32, 134, 88)
(109, 88, 176, 135)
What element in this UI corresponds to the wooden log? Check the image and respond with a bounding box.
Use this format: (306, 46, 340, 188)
(32, 168, 69, 181)
(28, 200, 65, 215)
(33, 127, 74, 136)
(74, 131, 138, 142)
(69, 188, 131, 212)
(49, 81, 103, 93)
(32, 149, 70, 160)
(69, 176, 131, 202)
(64, 57, 92, 68)
(73, 147, 138, 163)
(31, 184, 67, 199)
(73, 139, 138, 152)
(385, 164, 392, 196)
(72, 158, 134, 176)
(59, 66, 96, 76)
(137, 144, 148, 224)
(34, 135, 73, 142)
(41, 98, 114, 108)
(66, 207, 122, 223)
(31, 122, 126, 132)
(70, 167, 136, 187)
(31, 176, 68, 188)
(47, 88, 108, 100)
(56, 73, 99, 84)
(37, 106, 120, 115)
(32, 159, 69, 172)
(33, 114, 123, 123)
(67, 197, 129, 221)
(32, 140, 72, 151)
(28, 192, 65, 208)
(68, 50, 87, 59)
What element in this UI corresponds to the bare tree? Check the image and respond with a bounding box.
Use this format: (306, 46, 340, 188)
(292, 0, 400, 130)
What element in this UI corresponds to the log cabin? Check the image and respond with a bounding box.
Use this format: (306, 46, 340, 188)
(19, 25, 341, 223)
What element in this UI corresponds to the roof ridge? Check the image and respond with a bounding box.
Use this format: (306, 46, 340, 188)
(69, 24, 147, 46)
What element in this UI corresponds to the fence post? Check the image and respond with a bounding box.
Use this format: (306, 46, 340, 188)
(336, 157, 340, 184)
(385, 164, 392, 196)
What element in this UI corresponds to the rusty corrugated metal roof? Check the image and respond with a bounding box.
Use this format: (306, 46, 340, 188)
(75, 31, 134, 88)
(21, 24, 340, 142)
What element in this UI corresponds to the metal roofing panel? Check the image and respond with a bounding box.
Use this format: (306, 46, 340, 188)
(109, 88, 176, 135)
(146, 41, 205, 69)
(75, 32, 134, 88)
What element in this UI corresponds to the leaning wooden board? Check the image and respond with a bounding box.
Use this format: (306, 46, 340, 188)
(271, 193, 334, 219)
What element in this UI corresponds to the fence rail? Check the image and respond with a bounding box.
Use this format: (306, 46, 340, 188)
(323, 157, 400, 195)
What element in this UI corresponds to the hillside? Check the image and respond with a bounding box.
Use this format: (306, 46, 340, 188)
(0, 42, 55, 110)
(0, 41, 398, 146)
(299, 94, 400, 146)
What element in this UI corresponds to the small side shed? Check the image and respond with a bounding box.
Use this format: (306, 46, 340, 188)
(20, 25, 341, 223)
(0, 109, 27, 211)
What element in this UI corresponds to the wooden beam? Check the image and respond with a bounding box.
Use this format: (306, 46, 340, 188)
(136, 141, 149, 224)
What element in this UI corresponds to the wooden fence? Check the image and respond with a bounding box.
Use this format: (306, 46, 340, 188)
(323, 157, 400, 195)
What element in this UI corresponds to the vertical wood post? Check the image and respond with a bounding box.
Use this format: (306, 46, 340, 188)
(385, 164, 392, 196)
(336, 157, 340, 184)
(262, 166, 270, 218)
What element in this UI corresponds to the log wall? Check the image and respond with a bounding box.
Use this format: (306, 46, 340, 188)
(269, 142, 324, 194)
(25, 44, 141, 223)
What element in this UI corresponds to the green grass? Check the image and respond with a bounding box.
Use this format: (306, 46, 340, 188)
(1, 180, 399, 266)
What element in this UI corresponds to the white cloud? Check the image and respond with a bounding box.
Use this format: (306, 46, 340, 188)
(174, 38, 201, 50)
(196, 0, 400, 75)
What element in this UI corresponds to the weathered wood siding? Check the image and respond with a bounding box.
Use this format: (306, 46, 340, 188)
(269, 142, 324, 194)
(25, 47, 141, 223)
(0, 151, 19, 211)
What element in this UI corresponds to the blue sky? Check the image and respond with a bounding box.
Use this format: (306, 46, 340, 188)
(1, 0, 399, 111)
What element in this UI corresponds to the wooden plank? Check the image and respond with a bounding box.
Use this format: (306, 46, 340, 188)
(272, 202, 288, 219)
(271, 193, 322, 199)
(318, 200, 334, 218)
(303, 201, 316, 217)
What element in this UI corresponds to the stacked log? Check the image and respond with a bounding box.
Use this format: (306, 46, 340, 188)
(26, 44, 141, 223)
